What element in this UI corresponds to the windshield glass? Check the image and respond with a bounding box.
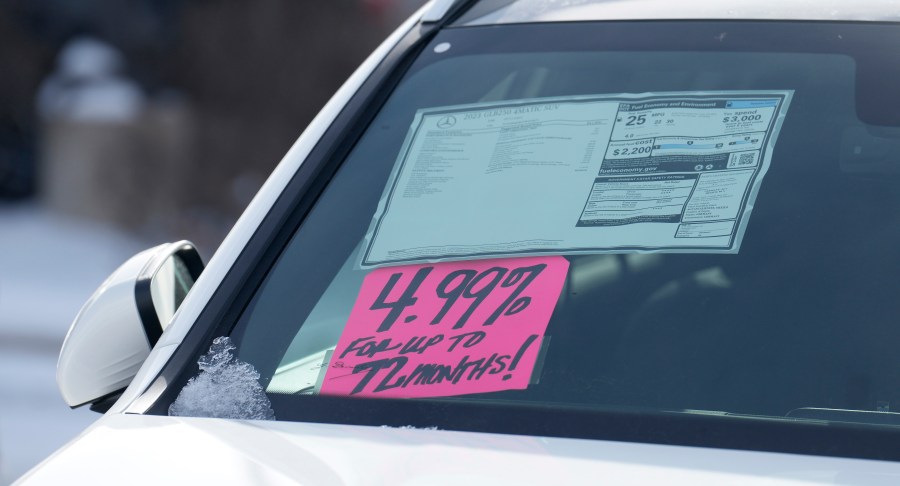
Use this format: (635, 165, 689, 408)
(180, 20, 900, 451)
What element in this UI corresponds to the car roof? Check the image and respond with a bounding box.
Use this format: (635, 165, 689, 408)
(454, 0, 900, 25)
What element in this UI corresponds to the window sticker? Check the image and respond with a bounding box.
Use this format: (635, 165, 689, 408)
(320, 256, 568, 398)
(362, 91, 792, 267)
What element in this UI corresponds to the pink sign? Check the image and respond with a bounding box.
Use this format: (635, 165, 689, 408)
(321, 256, 568, 398)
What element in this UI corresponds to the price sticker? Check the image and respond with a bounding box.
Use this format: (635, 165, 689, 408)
(605, 138, 654, 159)
(321, 256, 569, 398)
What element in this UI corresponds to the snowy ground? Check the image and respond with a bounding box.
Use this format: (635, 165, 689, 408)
(0, 203, 149, 484)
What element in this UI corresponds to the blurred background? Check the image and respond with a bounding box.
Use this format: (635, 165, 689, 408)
(0, 0, 425, 482)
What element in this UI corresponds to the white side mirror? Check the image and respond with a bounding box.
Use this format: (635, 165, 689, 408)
(57, 241, 203, 411)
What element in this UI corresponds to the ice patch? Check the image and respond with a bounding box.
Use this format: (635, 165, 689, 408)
(169, 336, 275, 420)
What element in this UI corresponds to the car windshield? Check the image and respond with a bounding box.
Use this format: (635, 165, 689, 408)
(176, 20, 900, 450)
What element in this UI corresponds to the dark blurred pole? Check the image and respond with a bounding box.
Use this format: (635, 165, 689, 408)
(0, 4, 55, 199)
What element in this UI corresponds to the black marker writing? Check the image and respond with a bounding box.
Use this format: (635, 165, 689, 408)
(350, 356, 408, 394)
(502, 334, 538, 381)
(399, 335, 444, 355)
(339, 336, 401, 359)
(349, 353, 512, 395)
(446, 331, 486, 352)
(370, 266, 433, 332)
(369, 261, 545, 333)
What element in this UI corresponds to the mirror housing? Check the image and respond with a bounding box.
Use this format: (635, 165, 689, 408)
(57, 241, 203, 411)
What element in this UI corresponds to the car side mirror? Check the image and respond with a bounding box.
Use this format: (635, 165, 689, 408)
(57, 241, 203, 412)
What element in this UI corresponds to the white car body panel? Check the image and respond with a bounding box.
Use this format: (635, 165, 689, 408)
(17, 414, 900, 485)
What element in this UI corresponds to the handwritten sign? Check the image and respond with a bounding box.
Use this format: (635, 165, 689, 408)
(321, 256, 568, 398)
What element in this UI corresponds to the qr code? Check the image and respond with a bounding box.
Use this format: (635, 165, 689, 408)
(729, 151, 758, 168)
(736, 153, 755, 166)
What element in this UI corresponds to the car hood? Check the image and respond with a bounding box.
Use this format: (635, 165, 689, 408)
(16, 413, 900, 485)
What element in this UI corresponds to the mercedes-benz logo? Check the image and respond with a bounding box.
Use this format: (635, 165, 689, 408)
(436, 115, 457, 129)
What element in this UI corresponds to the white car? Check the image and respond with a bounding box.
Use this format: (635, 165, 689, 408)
(18, 0, 900, 483)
